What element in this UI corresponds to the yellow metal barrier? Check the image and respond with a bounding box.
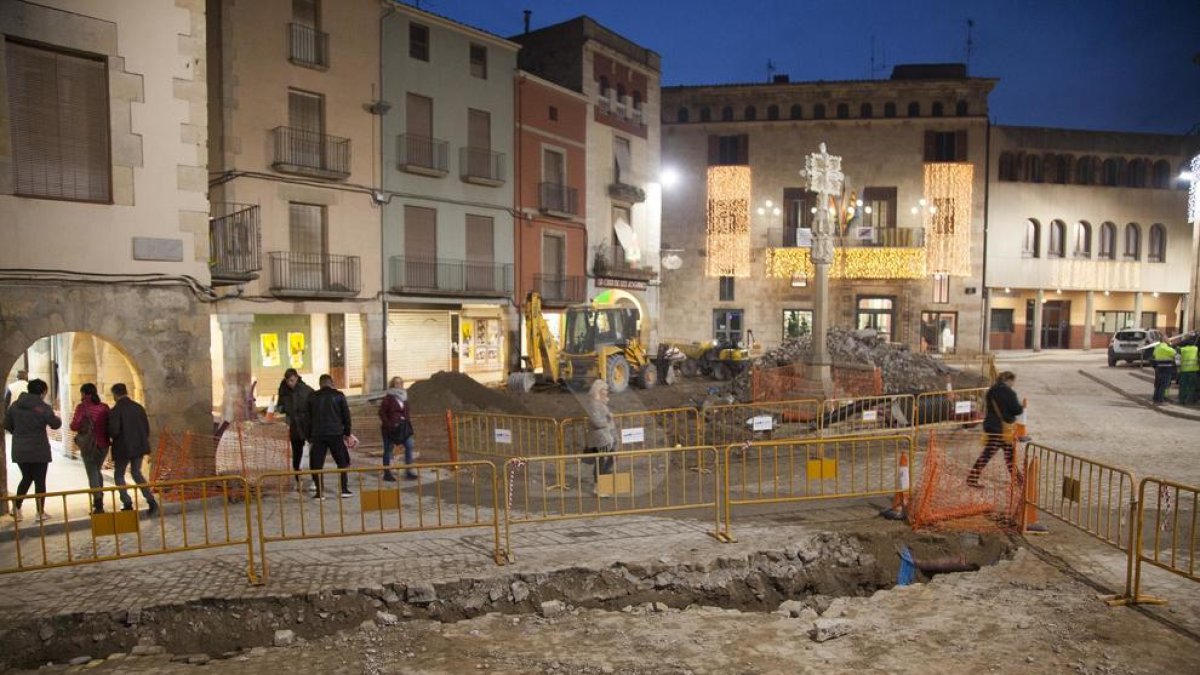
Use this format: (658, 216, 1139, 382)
(1022, 443, 1137, 552)
(1, 476, 256, 582)
(703, 399, 822, 447)
(1121, 476, 1199, 606)
(913, 388, 987, 430)
(452, 412, 559, 459)
(254, 462, 502, 580)
(817, 394, 916, 436)
(560, 407, 702, 455)
(503, 446, 725, 558)
(723, 435, 913, 539)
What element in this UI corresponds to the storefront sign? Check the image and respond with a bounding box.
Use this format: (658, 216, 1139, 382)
(595, 277, 647, 291)
(620, 427, 645, 444)
(494, 429, 513, 444)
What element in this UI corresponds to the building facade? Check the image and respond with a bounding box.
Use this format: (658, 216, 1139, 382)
(985, 126, 1199, 350)
(381, 5, 519, 384)
(659, 66, 995, 356)
(514, 17, 664, 346)
(207, 0, 384, 415)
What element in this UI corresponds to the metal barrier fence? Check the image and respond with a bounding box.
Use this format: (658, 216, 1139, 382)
(913, 388, 987, 430)
(723, 435, 913, 539)
(503, 446, 725, 558)
(702, 399, 822, 447)
(452, 412, 559, 460)
(1022, 443, 1137, 552)
(254, 462, 501, 580)
(559, 407, 702, 455)
(817, 394, 916, 436)
(1, 476, 256, 581)
(1125, 477, 1199, 604)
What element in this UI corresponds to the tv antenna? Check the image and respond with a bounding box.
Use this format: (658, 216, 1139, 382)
(965, 19, 975, 73)
(767, 59, 776, 83)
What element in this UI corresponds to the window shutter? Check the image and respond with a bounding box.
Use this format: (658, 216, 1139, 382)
(707, 135, 719, 166)
(923, 132, 935, 162)
(954, 130, 967, 161)
(404, 206, 437, 259)
(737, 134, 750, 164)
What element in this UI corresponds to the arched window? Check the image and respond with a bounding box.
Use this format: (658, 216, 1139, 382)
(836, 103, 849, 119)
(1022, 219, 1041, 258)
(1123, 223, 1141, 260)
(1048, 155, 1070, 184)
(813, 103, 826, 119)
(1152, 160, 1172, 188)
(884, 102, 896, 118)
(1127, 159, 1147, 188)
(998, 153, 1018, 181)
(1073, 221, 1092, 258)
(1098, 222, 1116, 260)
(1148, 223, 1166, 262)
(767, 104, 779, 120)
(931, 102, 944, 117)
(1048, 220, 1066, 258)
(789, 104, 802, 120)
(907, 101, 920, 117)
(860, 102, 873, 118)
(955, 100, 968, 116)
(677, 106, 690, 123)
(1025, 155, 1044, 183)
(1102, 158, 1122, 186)
(699, 106, 711, 122)
(1076, 156, 1097, 185)
(744, 105, 757, 121)
(721, 106, 733, 121)
(616, 83, 626, 101)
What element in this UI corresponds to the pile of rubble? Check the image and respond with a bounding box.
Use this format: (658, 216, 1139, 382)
(408, 371, 529, 415)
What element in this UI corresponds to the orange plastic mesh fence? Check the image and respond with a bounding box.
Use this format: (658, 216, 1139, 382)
(751, 364, 883, 402)
(909, 428, 1023, 532)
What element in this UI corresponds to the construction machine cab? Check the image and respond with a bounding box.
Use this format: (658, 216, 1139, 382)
(564, 305, 641, 354)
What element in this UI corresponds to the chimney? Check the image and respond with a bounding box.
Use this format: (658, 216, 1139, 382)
(523, 10, 531, 34)
(772, 74, 790, 84)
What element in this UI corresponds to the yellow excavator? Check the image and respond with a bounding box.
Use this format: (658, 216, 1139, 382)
(511, 292, 659, 393)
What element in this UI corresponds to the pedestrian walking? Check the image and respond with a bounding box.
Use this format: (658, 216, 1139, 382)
(107, 383, 159, 517)
(70, 383, 110, 514)
(584, 379, 616, 496)
(1178, 342, 1198, 405)
(379, 376, 418, 481)
(967, 371, 1023, 487)
(4, 369, 28, 412)
(276, 368, 313, 487)
(306, 374, 353, 499)
(4, 378, 60, 522)
(1150, 340, 1178, 404)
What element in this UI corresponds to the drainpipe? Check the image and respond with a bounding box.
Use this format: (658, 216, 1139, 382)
(980, 115, 992, 355)
(378, 3, 397, 391)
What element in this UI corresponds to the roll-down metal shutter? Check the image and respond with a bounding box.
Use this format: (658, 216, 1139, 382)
(387, 311, 450, 381)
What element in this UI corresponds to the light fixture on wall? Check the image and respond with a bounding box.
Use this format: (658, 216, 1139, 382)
(1004, 287, 1011, 293)
(1104, 290, 1111, 296)
(1152, 291, 1160, 298)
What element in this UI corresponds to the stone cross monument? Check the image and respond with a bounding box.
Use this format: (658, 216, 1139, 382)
(800, 143, 843, 394)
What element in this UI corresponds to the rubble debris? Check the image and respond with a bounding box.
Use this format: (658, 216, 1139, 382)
(408, 371, 529, 416)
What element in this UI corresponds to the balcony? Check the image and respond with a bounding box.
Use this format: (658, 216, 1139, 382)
(538, 181, 579, 217)
(535, 274, 586, 305)
(268, 252, 360, 298)
(594, 244, 657, 282)
(397, 134, 449, 177)
(459, 146, 505, 186)
(389, 256, 513, 297)
(209, 203, 262, 285)
(767, 226, 925, 248)
(288, 23, 329, 69)
(608, 167, 646, 203)
(271, 126, 350, 180)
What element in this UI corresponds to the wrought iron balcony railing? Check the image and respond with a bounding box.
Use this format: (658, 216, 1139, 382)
(594, 244, 657, 281)
(209, 202, 262, 284)
(389, 256, 512, 296)
(768, 226, 926, 248)
(268, 252, 360, 297)
(459, 146, 505, 185)
(288, 23, 329, 69)
(397, 133, 449, 176)
(534, 274, 586, 304)
(538, 181, 579, 216)
(271, 126, 350, 179)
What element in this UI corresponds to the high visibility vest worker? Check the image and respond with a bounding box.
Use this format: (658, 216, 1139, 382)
(1153, 342, 1177, 363)
(1181, 345, 1199, 373)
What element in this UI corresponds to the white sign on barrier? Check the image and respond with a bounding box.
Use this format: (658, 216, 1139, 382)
(954, 401, 973, 414)
(751, 415, 774, 431)
(494, 429, 513, 444)
(861, 410, 878, 422)
(621, 427, 645, 444)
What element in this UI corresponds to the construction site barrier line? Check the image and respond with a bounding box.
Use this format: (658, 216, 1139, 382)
(701, 398, 824, 447)
(913, 388, 988, 430)
(1125, 476, 1200, 605)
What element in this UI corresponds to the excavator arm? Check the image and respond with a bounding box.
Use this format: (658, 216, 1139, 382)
(524, 292, 561, 382)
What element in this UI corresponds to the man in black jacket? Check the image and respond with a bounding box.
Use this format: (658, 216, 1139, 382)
(967, 370, 1024, 487)
(276, 368, 313, 487)
(109, 383, 159, 516)
(306, 374, 352, 499)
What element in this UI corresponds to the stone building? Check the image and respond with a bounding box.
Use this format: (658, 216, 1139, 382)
(0, 0, 212, 493)
(513, 17, 664, 345)
(985, 126, 1199, 350)
(660, 65, 994, 355)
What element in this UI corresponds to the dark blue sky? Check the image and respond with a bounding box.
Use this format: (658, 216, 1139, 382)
(416, 0, 1200, 135)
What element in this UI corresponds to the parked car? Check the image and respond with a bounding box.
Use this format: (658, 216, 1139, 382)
(1108, 328, 1164, 367)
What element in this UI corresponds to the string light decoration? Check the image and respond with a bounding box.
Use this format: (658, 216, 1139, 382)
(765, 247, 925, 280)
(1189, 154, 1199, 224)
(923, 163, 973, 277)
(706, 165, 752, 277)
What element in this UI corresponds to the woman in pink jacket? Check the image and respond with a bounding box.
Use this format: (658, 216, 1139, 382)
(70, 382, 110, 514)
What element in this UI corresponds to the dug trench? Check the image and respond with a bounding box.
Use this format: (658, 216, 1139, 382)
(1, 530, 1014, 670)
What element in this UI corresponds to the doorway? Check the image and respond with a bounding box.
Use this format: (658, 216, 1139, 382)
(1024, 300, 1072, 349)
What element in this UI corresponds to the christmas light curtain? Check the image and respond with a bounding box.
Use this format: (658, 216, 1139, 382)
(706, 165, 751, 277)
(924, 163, 973, 277)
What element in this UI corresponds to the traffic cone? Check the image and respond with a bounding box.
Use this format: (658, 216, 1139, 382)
(1020, 455, 1048, 534)
(881, 451, 910, 521)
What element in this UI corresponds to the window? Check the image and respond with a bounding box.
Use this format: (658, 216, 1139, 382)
(709, 134, 749, 165)
(1024, 155, 1043, 183)
(598, 76, 610, 97)
(907, 101, 920, 117)
(1148, 223, 1166, 263)
(812, 103, 826, 119)
(955, 100, 968, 116)
(542, 148, 565, 185)
(990, 308, 1015, 333)
(1045, 154, 1069, 184)
(469, 43, 487, 79)
(287, 88, 325, 168)
(856, 297, 895, 340)
(836, 103, 848, 119)
(721, 106, 733, 121)
(1094, 310, 1135, 334)
(1123, 223, 1140, 260)
(921, 312, 957, 354)
(6, 41, 111, 202)
(998, 153, 1018, 181)
(931, 102, 944, 117)
(789, 104, 802, 120)
(290, 0, 326, 68)
(612, 204, 633, 266)
(932, 275, 950, 304)
(860, 102, 873, 118)
(404, 205, 437, 260)
(782, 309, 812, 339)
(466, 108, 492, 178)
(1152, 160, 1172, 188)
(677, 106, 689, 123)
(699, 106, 711, 122)
(465, 214, 495, 290)
(1073, 221, 1092, 258)
(1102, 158, 1121, 186)
(1022, 219, 1040, 258)
(767, 104, 779, 120)
(924, 131, 967, 162)
(549, 105, 558, 121)
(884, 102, 896, 118)
(1076, 156, 1097, 185)
(409, 22, 429, 61)
(1048, 220, 1065, 258)
(744, 105, 757, 121)
(632, 91, 642, 111)
(613, 136, 632, 184)
(782, 187, 817, 245)
(861, 186, 897, 231)
(289, 202, 327, 289)
(713, 309, 744, 346)
(1127, 159, 1146, 188)
(1098, 222, 1116, 259)
(718, 276, 735, 301)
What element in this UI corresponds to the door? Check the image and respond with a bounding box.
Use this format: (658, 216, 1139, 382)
(465, 215, 495, 292)
(288, 89, 324, 169)
(467, 108, 491, 177)
(405, 93, 433, 167)
(344, 312, 363, 388)
(1037, 300, 1071, 349)
(541, 232, 565, 300)
(542, 149, 566, 211)
(713, 309, 744, 346)
(328, 314, 345, 387)
(288, 202, 325, 290)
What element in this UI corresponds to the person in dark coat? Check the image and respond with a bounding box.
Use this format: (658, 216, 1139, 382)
(108, 383, 159, 516)
(967, 371, 1024, 487)
(378, 376, 418, 481)
(276, 368, 314, 486)
(69, 383, 110, 514)
(3, 379, 61, 523)
(306, 374, 353, 499)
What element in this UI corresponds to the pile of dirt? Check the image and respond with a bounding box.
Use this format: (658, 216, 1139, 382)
(407, 371, 528, 416)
